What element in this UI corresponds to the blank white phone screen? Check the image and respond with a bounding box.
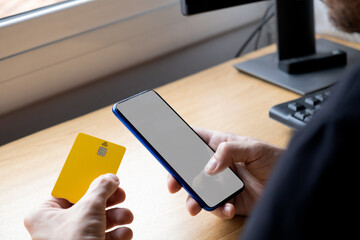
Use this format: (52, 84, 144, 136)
(116, 91, 244, 208)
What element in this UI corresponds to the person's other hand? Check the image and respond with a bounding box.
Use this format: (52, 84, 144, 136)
(167, 127, 284, 219)
(24, 173, 133, 240)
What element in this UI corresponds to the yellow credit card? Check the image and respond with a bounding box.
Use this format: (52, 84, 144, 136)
(51, 133, 126, 203)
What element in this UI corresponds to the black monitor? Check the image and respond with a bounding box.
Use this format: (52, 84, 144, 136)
(181, 0, 360, 95)
(180, 0, 263, 15)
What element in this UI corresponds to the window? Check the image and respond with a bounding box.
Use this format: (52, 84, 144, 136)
(0, 0, 68, 19)
(0, 0, 266, 115)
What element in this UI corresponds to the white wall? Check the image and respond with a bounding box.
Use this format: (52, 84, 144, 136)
(0, 0, 267, 116)
(0, 19, 273, 145)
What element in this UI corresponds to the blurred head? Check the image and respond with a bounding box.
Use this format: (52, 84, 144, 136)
(324, 0, 360, 33)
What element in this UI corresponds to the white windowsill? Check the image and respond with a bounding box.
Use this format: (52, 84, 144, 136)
(0, 1, 267, 115)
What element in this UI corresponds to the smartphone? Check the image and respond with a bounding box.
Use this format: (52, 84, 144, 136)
(112, 90, 244, 210)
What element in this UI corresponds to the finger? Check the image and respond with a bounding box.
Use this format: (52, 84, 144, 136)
(192, 126, 213, 144)
(106, 187, 126, 207)
(210, 203, 235, 219)
(106, 208, 134, 230)
(204, 141, 251, 175)
(192, 126, 223, 151)
(193, 126, 241, 150)
(105, 227, 133, 240)
(167, 174, 182, 194)
(83, 173, 120, 205)
(186, 195, 202, 216)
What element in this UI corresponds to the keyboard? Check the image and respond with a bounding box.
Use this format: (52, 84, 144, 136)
(269, 87, 332, 130)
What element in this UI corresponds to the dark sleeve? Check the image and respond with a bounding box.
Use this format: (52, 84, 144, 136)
(240, 62, 360, 240)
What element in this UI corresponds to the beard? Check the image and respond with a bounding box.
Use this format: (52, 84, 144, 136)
(325, 0, 360, 33)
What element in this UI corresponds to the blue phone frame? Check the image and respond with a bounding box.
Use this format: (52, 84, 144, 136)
(112, 89, 244, 211)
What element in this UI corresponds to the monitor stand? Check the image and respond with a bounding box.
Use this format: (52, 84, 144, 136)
(234, 38, 360, 95)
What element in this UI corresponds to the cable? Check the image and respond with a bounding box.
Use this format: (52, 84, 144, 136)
(254, 3, 275, 50)
(234, 4, 275, 58)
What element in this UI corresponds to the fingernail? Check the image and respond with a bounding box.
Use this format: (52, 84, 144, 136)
(113, 175, 120, 184)
(105, 173, 119, 184)
(223, 204, 232, 218)
(205, 157, 217, 174)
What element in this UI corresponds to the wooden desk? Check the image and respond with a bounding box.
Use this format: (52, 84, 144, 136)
(1, 36, 356, 240)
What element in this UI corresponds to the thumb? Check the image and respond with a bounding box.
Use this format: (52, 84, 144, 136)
(204, 141, 251, 175)
(82, 173, 120, 205)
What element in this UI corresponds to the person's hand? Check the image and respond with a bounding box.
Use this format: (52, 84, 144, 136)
(167, 127, 284, 219)
(24, 173, 133, 240)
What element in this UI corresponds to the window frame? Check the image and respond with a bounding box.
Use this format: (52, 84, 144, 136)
(0, 0, 267, 115)
(0, 0, 174, 60)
